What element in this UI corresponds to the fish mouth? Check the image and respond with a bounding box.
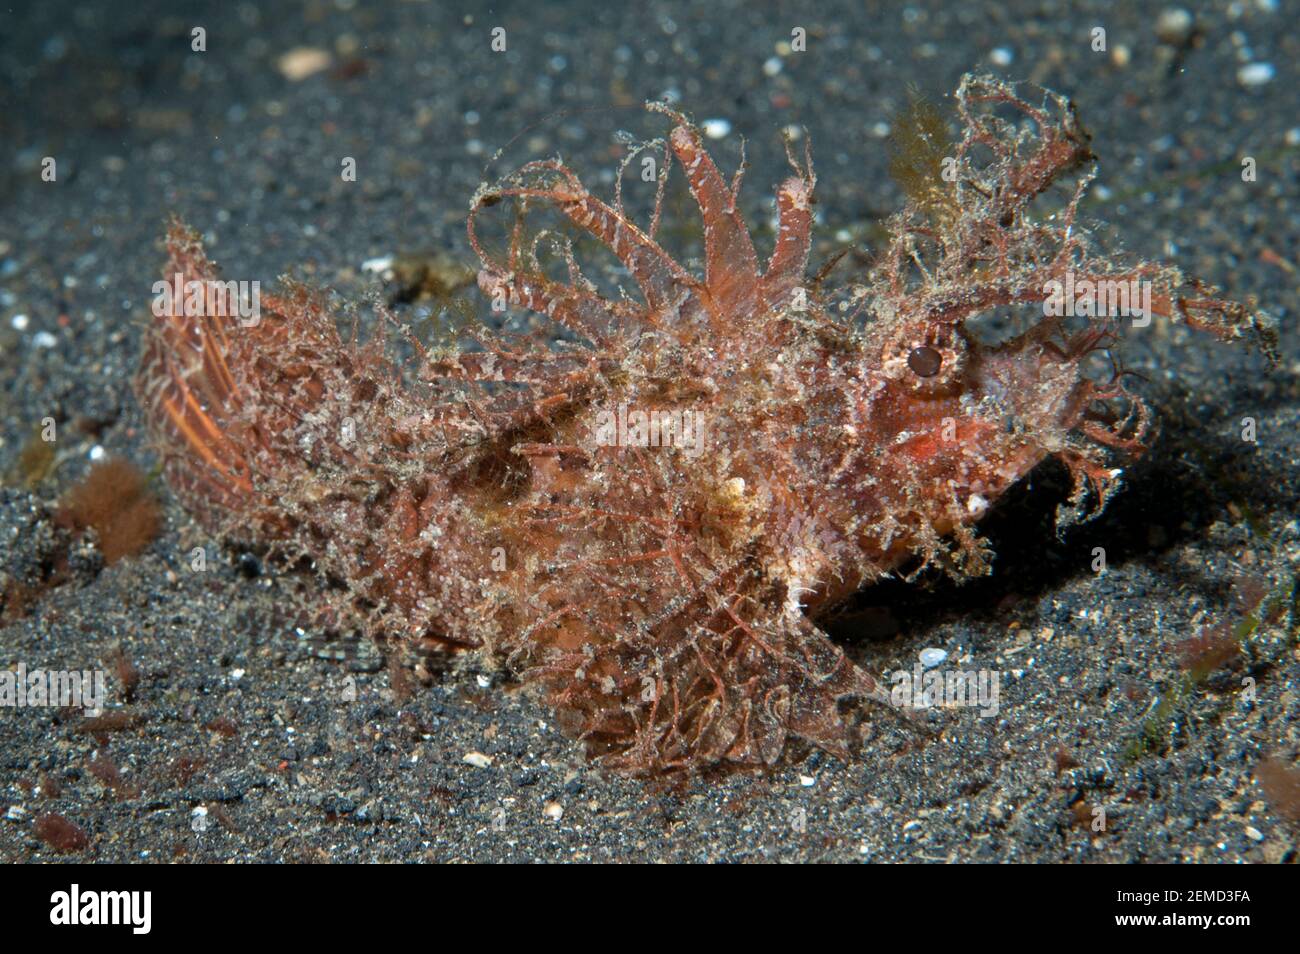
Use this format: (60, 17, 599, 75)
(966, 317, 1150, 527)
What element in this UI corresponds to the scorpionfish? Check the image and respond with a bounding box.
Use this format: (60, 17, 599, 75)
(136, 75, 1273, 775)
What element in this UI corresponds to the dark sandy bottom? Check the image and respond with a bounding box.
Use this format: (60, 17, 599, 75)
(1, 0, 1298, 862)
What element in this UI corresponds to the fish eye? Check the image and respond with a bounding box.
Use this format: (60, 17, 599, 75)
(907, 345, 943, 378)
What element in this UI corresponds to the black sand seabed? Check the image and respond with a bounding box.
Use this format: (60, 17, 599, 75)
(1, 0, 1297, 863)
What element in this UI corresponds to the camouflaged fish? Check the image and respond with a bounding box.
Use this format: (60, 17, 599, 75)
(136, 74, 1274, 775)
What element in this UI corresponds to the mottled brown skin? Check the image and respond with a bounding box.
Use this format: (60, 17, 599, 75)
(136, 75, 1272, 775)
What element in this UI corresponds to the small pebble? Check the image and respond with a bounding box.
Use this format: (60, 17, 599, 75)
(463, 751, 493, 768)
(361, 255, 394, 275)
(989, 47, 1013, 67)
(1237, 62, 1275, 87)
(799, 774, 816, 787)
(1155, 8, 1195, 46)
(919, 647, 947, 670)
(542, 801, 563, 821)
(701, 118, 732, 140)
(32, 331, 57, 348)
(277, 47, 332, 82)
(1244, 825, 1264, 842)
(10, 313, 28, 331)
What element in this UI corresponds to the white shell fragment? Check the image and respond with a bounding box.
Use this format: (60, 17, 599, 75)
(919, 648, 948, 670)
